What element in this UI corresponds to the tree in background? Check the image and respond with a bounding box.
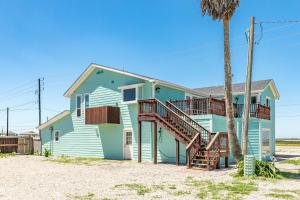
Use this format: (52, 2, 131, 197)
(201, 0, 242, 161)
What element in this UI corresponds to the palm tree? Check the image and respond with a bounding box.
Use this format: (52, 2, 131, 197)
(201, 0, 242, 162)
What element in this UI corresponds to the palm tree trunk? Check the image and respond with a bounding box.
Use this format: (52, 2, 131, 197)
(223, 17, 243, 162)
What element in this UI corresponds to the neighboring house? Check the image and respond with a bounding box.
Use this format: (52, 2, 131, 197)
(19, 131, 39, 139)
(39, 63, 279, 170)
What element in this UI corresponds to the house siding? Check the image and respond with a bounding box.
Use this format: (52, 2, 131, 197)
(41, 66, 277, 166)
(42, 68, 154, 160)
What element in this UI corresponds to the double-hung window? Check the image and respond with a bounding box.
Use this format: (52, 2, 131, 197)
(76, 95, 82, 117)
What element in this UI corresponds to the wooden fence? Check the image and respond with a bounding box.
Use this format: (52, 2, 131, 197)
(0, 136, 33, 154)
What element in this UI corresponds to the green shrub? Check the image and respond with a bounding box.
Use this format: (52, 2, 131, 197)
(237, 160, 280, 178)
(44, 148, 51, 157)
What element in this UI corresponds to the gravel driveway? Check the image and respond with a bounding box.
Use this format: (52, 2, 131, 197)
(0, 152, 299, 200)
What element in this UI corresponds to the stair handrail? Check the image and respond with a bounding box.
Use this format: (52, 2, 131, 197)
(206, 132, 220, 151)
(139, 99, 202, 139)
(205, 132, 221, 170)
(166, 100, 211, 141)
(155, 99, 204, 136)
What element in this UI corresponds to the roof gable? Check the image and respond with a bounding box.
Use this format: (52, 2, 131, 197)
(194, 79, 280, 99)
(64, 63, 208, 98)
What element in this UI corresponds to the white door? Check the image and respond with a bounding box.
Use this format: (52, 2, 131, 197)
(124, 130, 133, 160)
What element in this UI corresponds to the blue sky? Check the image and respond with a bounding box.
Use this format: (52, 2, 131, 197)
(0, 0, 299, 138)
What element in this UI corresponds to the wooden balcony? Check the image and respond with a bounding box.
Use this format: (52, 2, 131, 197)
(170, 98, 271, 120)
(85, 106, 120, 125)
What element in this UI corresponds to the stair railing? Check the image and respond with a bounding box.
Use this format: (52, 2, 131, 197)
(139, 99, 201, 142)
(167, 100, 214, 168)
(206, 132, 229, 170)
(166, 101, 211, 143)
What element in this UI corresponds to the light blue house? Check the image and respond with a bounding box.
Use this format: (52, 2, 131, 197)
(39, 63, 279, 170)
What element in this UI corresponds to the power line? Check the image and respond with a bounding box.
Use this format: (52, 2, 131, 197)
(256, 20, 300, 24)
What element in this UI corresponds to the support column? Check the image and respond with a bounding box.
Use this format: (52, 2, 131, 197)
(175, 139, 179, 166)
(225, 157, 229, 168)
(153, 121, 157, 164)
(138, 121, 142, 163)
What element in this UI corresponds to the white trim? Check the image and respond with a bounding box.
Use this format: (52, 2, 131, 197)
(152, 83, 156, 98)
(209, 120, 213, 132)
(123, 128, 133, 160)
(262, 80, 280, 99)
(76, 94, 82, 118)
(120, 86, 139, 104)
(64, 63, 208, 98)
(38, 110, 70, 130)
(118, 83, 145, 90)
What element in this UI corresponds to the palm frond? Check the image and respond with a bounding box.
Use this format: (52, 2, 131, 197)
(201, 0, 239, 20)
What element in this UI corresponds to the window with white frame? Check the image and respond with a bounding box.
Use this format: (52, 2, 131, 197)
(125, 131, 133, 145)
(122, 87, 137, 103)
(76, 95, 82, 117)
(54, 130, 59, 142)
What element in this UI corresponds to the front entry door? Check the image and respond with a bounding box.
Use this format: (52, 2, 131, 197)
(124, 130, 133, 160)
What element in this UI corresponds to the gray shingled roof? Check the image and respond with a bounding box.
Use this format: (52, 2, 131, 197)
(193, 79, 273, 96)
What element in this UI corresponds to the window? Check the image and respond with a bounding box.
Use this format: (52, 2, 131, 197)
(125, 131, 132, 145)
(123, 88, 137, 103)
(76, 95, 82, 117)
(251, 96, 257, 104)
(54, 131, 59, 142)
(262, 129, 270, 156)
(84, 94, 90, 108)
(266, 97, 270, 107)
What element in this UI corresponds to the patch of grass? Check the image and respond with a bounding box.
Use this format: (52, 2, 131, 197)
(152, 184, 165, 191)
(68, 192, 96, 200)
(114, 183, 151, 196)
(186, 177, 258, 200)
(0, 153, 15, 158)
(282, 159, 300, 165)
(266, 193, 295, 199)
(172, 190, 191, 196)
(272, 189, 300, 195)
(46, 155, 119, 165)
(276, 140, 300, 146)
(168, 184, 176, 190)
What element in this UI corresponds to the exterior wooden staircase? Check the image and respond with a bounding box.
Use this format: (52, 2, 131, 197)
(138, 99, 229, 170)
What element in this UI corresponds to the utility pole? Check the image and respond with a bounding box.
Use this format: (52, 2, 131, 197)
(242, 17, 255, 155)
(38, 78, 42, 154)
(6, 107, 9, 136)
(38, 78, 42, 131)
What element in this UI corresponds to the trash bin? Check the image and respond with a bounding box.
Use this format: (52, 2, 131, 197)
(244, 155, 256, 177)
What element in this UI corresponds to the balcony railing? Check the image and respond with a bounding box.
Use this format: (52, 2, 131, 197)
(85, 106, 120, 124)
(169, 98, 271, 120)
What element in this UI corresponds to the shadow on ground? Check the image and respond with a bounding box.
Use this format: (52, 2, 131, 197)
(275, 154, 300, 162)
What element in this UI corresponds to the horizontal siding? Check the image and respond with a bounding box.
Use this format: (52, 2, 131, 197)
(42, 68, 153, 160)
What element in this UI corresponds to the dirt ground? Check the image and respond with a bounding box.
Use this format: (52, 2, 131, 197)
(0, 147, 299, 200)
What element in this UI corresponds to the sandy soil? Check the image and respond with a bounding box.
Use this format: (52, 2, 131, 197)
(0, 147, 298, 200)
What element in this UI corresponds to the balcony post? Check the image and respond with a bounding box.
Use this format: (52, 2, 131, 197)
(153, 121, 157, 164)
(175, 139, 179, 166)
(138, 121, 142, 163)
